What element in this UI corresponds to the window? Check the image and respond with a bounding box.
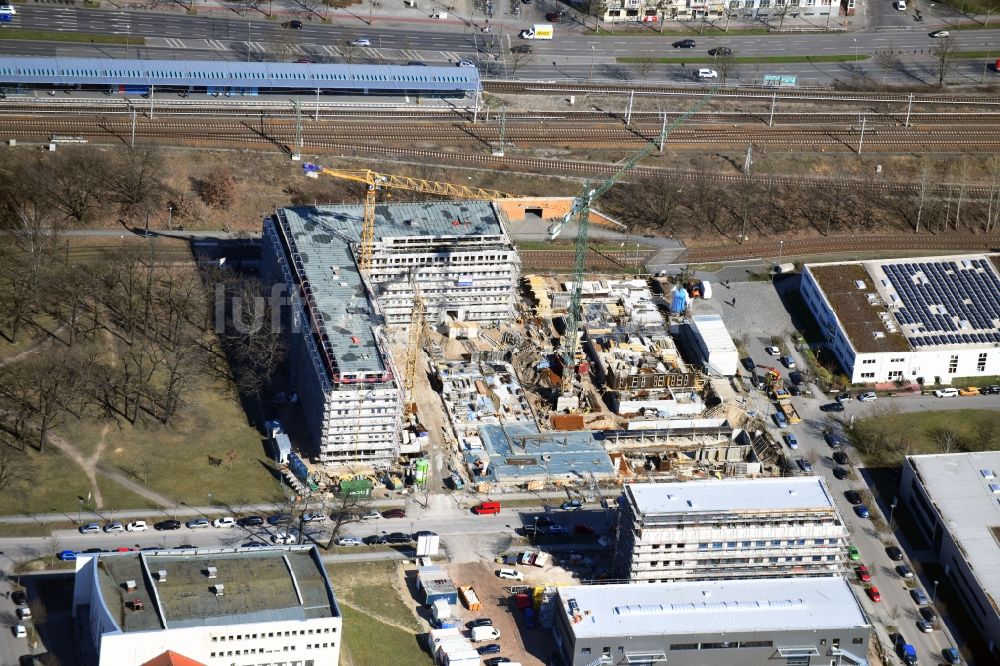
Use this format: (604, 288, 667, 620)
(581, 648, 591, 655)
(949, 354, 959, 374)
(852, 637, 864, 645)
(978, 352, 987, 372)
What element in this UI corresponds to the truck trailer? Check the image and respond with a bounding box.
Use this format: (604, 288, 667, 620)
(519, 23, 553, 39)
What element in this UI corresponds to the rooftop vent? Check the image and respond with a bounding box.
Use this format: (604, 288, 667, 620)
(788, 489, 798, 495)
(156, 570, 167, 582)
(125, 580, 137, 592)
(687, 500, 695, 507)
(873, 332, 886, 339)
(854, 280, 867, 290)
(981, 469, 995, 480)
(212, 583, 225, 597)
(205, 567, 218, 579)
(129, 598, 144, 612)
(990, 483, 1000, 494)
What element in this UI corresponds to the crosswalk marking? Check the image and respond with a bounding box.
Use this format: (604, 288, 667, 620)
(205, 39, 227, 50)
(164, 38, 186, 49)
(321, 45, 341, 56)
(248, 41, 266, 53)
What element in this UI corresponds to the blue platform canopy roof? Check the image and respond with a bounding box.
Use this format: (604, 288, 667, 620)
(0, 57, 480, 92)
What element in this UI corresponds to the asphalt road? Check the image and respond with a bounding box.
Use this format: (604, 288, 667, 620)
(742, 334, 998, 666)
(2, 5, 998, 85)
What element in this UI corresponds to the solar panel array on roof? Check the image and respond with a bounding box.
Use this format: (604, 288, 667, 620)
(882, 258, 1000, 347)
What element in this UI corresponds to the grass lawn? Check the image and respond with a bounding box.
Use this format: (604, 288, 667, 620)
(0, 29, 143, 45)
(56, 380, 284, 509)
(618, 54, 870, 64)
(852, 408, 1000, 467)
(0, 315, 60, 362)
(326, 561, 422, 631)
(339, 605, 431, 666)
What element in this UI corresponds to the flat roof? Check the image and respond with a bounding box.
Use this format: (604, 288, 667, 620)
(94, 547, 338, 633)
(625, 477, 837, 515)
(805, 253, 1000, 354)
(558, 576, 869, 638)
(907, 452, 1000, 610)
(476, 422, 615, 481)
(690, 314, 737, 353)
(0, 57, 480, 92)
(276, 201, 504, 377)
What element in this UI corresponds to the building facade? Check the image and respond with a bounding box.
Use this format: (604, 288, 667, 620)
(899, 452, 1000, 657)
(801, 255, 1000, 385)
(598, 0, 839, 23)
(613, 478, 848, 582)
(72, 546, 342, 666)
(553, 577, 871, 666)
(261, 201, 519, 465)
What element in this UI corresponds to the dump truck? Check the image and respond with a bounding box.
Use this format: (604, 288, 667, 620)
(458, 585, 481, 611)
(770, 386, 791, 402)
(778, 401, 801, 425)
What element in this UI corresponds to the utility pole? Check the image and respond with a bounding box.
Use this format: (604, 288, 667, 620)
(743, 142, 753, 173)
(768, 92, 777, 127)
(983, 44, 991, 84)
(495, 107, 507, 156)
(857, 115, 866, 155)
(315, 88, 320, 121)
(905, 93, 914, 127)
(130, 104, 137, 149)
(292, 98, 303, 160)
(247, 21, 252, 63)
(624, 90, 634, 126)
(658, 112, 668, 153)
(149, 84, 154, 120)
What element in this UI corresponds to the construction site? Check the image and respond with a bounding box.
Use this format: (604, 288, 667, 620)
(259, 114, 795, 501)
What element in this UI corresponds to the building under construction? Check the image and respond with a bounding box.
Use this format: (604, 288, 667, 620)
(261, 201, 520, 466)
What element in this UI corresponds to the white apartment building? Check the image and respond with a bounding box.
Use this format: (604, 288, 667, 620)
(261, 201, 519, 465)
(599, 0, 840, 23)
(72, 546, 342, 666)
(801, 255, 1000, 386)
(613, 477, 849, 582)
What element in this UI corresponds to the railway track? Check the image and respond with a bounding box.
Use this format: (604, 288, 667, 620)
(680, 233, 1000, 262)
(484, 81, 1000, 106)
(5, 117, 1000, 151)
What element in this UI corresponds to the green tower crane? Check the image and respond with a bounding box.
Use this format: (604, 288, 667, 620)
(553, 90, 718, 400)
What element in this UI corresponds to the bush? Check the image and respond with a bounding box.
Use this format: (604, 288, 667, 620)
(197, 170, 236, 209)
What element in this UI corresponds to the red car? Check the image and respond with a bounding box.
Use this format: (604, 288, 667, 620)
(856, 564, 871, 582)
(381, 508, 406, 519)
(574, 524, 595, 535)
(866, 586, 881, 602)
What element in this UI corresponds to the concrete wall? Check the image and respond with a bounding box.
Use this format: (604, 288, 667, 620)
(900, 460, 1000, 655)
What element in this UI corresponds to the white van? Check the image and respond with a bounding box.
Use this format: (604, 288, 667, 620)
(470, 625, 501, 642)
(696, 68, 718, 79)
(933, 388, 959, 398)
(496, 568, 523, 581)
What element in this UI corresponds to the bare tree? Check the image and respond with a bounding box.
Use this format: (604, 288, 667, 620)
(105, 146, 166, 222)
(716, 53, 737, 83)
(929, 425, 959, 454)
(604, 176, 686, 235)
(508, 48, 535, 76)
(225, 448, 241, 471)
(931, 36, 958, 87)
(951, 157, 969, 230)
(0, 445, 32, 491)
(44, 147, 111, 226)
(987, 156, 1000, 232)
(633, 57, 656, 82)
(914, 159, 934, 234)
(324, 492, 375, 549)
(973, 416, 998, 451)
(874, 49, 898, 84)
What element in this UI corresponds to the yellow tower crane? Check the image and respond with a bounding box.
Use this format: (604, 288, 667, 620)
(403, 273, 425, 415)
(303, 163, 516, 276)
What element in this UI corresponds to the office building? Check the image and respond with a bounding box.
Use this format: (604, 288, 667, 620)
(801, 254, 1000, 385)
(261, 201, 519, 464)
(553, 576, 871, 666)
(613, 478, 848, 582)
(72, 546, 342, 666)
(900, 452, 1000, 657)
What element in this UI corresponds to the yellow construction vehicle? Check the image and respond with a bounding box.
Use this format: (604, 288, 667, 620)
(303, 163, 516, 275)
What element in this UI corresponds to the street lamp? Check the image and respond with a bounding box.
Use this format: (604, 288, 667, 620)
(888, 497, 898, 529)
(983, 43, 991, 84)
(167, 205, 173, 230)
(777, 239, 784, 266)
(208, 491, 213, 507)
(78, 497, 84, 524)
(589, 45, 595, 80)
(853, 38, 858, 68)
(932, 579, 940, 602)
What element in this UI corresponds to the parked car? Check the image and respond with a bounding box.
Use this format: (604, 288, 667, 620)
(917, 619, 934, 633)
(886, 545, 904, 561)
(267, 513, 293, 525)
(897, 564, 914, 578)
(836, 392, 854, 404)
(848, 546, 860, 561)
(672, 39, 696, 48)
(911, 588, 929, 605)
(11, 591, 27, 605)
(413, 530, 438, 539)
(866, 586, 882, 602)
(545, 11, 561, 20)
(237, 515, 265, 528)
(477, 644, 502, 655)
(155, 519, 181, 531)
(456, 60, 477, 68)
(789, 370, 803, 385)
(934, 387, 959, 397)
(104, 521, 125, 533)
(781, 355, 796, 369)
(959, 386, 980, 396)
(510, 44, 533, 54)
(787, 385, 801, 396)
(547, 524, 568, 535)
(186, 518, 210, 529)
(845, 490, 863, 505)
(83, 547, 107, 554)
(894, 0, 906, 8)
(382, 508, 406, 519)
(467, 618, 494, 628)
(858, 392, 877, 402)
(362, 509, 382, 520)
(335, 536, 363, 547)
(743, 357, 756, 372)
(833, 450, 849, 465)
(12, 624, 26, 638)
(15, 606, 31, 620)
(271, 528, 299, 545)
(126, 521, 148, 532)
(832, 467, 849, 480)
(854, 505, 870, 519)
(302, 512, 327, 523)
(825, 431, 848, 448)
(797, 458, 812, 473)
(79, 523, 101, 534)
(981, 385, 1000, 395)
(856, 564, 871, 582)
(561, 499, 583, 510)
(764, 346, 780, 356)
(384, 532, 412, 544)
(574, 523, 596, 535)
(773, 411, 788, 428)
(708, 46, 733, 56)
(497, 568, 523, 581)
(930, 29, 950, 37)
(784, 433, 799, 449)
(943, 647, 961, 664)
(485, 657, 513, 666)
(919, 607, 937, 623)
(350, 38, 372, 46)
(212, 517, 236, 528)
